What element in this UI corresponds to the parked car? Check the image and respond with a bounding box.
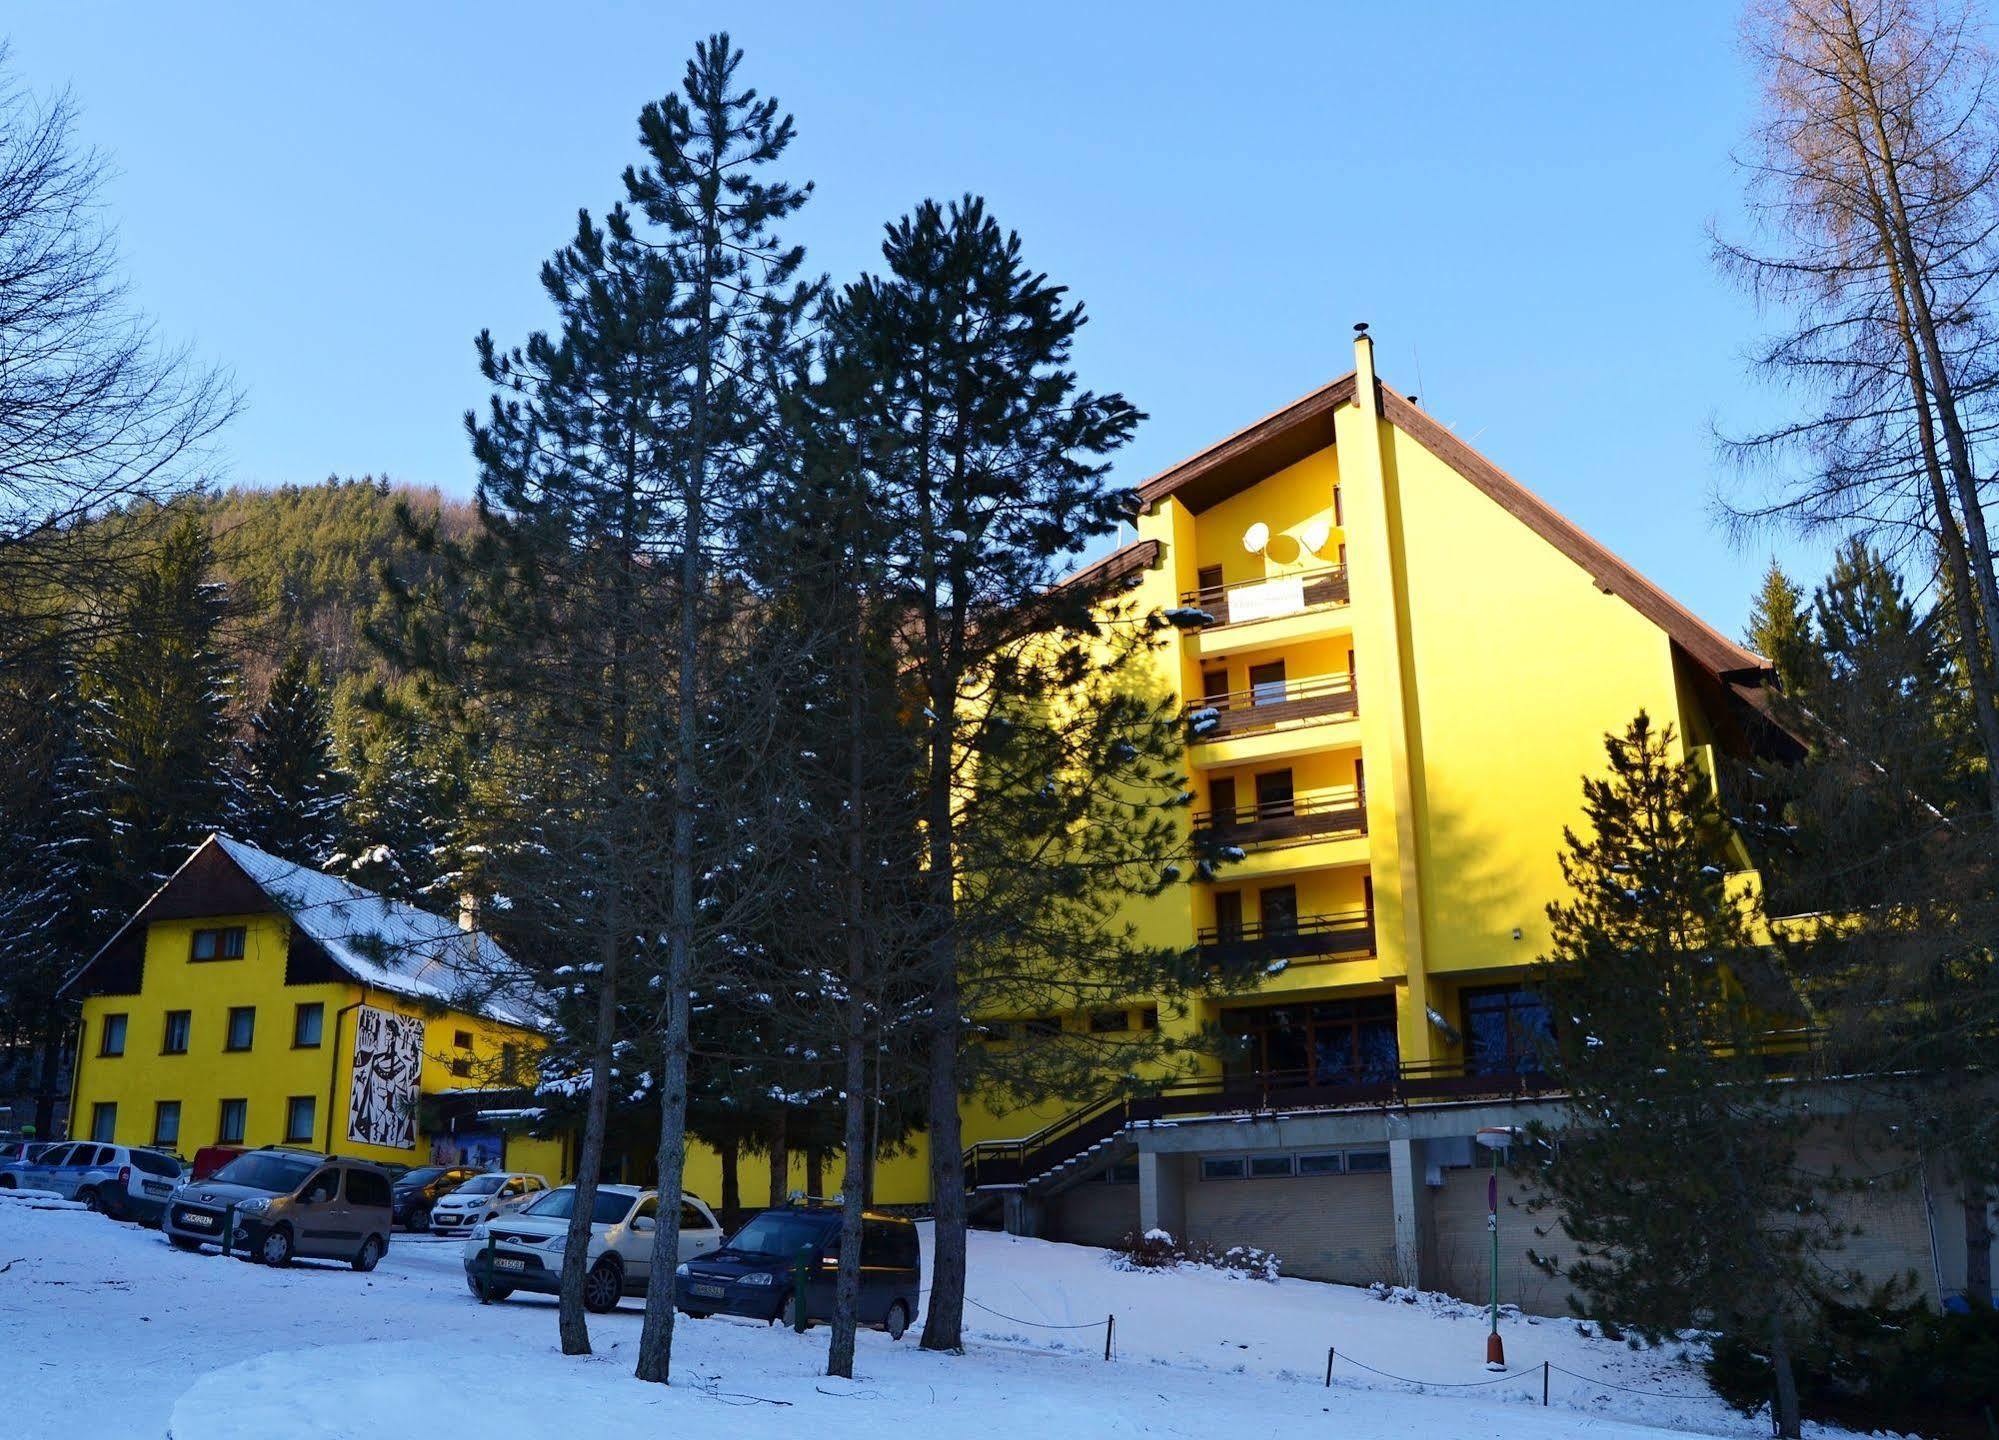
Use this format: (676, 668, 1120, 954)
(0, 1140, 56, 1185)
(391, 1165, 483, 1231)
(427, 1171, 550, 1237)
(163, 1147, 394, 1270)
(39, 1143, 184, 1223)
(461, 1184, 722, 1311)
(191, 1145, 246, 1182)
(675, 1202, 922, 1339)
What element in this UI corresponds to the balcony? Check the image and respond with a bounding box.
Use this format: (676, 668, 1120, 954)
(1196, 908, 1375, 969)
(1190, 672, 1356, 744)
(1192, 786, 1366, 851)
(1181, 565, 1349, 628)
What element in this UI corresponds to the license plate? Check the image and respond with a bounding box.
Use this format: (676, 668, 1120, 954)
(691, 1283, 726, 1298)
(181, 1213, 213, 1229)
(144, 1182, 172, 1195)
(493, 1257, 526, 1272)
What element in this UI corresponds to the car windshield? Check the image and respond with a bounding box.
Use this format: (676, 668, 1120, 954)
(211, 1153, 316, 1194)
(397, 1167, 447, 1188)
(724, 1210, 835, 1258)
(454, 1176, 505, 1196)
(524, 1187, 635, 1224)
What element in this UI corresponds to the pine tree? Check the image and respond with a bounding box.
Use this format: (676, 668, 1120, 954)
(335, 730, 453, 902)
(0, 656, 108, 1135)
(1530, 713, 1828, 1439)
(232, 647, 348, 864)
(1745, 559, 1825, 701)
(816, 196, 1213, 1352)
(87, 513, 237, 910)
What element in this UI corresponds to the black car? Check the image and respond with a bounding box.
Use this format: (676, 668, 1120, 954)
(675, 1202, 921, 1339)
(391, 1165, 481, 1230)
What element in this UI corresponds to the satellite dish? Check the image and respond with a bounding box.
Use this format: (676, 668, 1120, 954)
(1242, 521, 1270, 554)
(1300, 518, 1332, 554)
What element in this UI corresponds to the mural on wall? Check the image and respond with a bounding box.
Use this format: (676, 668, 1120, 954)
(348, 1005, 424, 1149)
(431, 1131, 503, 1170)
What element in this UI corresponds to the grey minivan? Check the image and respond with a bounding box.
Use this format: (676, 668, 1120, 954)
(164, 1148, 395, 1271)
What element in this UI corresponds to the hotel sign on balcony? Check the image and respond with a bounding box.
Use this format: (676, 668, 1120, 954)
(1226, 575, 1306, 624)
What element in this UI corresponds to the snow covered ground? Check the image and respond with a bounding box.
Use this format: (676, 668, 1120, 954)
(0, 1200, 1845, 1440)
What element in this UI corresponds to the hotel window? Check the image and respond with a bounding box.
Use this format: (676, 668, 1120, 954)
(1138, 1007, 1160, 1031)
(1258, 885, 1299, 937)
(1461, 984, 1553, 1076)
(293, 1002, 324, 1048)
(1296, 1151, 1345, 1177)
(225, 1007, 255, 1052)
(1346, 1149, 1391, 1173)
(500, 1042, 520, 1084)
(450, 1058, 472, 1078)
(1106, 1159, 1140, 1185)
(90, 1102, 116, 1142)
(1254, 768, 1294, 819)
(1200, 1156, 1246, 1180)
(454, 1029, 473, 1050)
(153, 1101, 181, 1147)
(1248, 660, 1287, 707)
(284, 1096, 316, 1145)
(1088, 1009, 1130, 1034)
(1021, 1017, 1062, 1040)
(99, 1013, 127, 1057)
(1223, 997, 1399, 1086)
(1248, 1154, 1294, 1178)
(190, 926, 246, 961)
(1196, 564, 1224, 599)
(1333, 487, 1343, 526)
(217, 1099, 247, 1144)
(162, 1010, 190, 1055)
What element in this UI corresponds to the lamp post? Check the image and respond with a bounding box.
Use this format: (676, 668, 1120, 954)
(1474, 1126, 1514, 1370)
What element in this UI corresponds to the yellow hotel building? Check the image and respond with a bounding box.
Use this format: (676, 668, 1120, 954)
(61, 834, 565, 1181)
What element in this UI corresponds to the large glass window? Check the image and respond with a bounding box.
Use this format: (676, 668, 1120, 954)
(162, 1011, 190, 1054)
(285, 1096, 316, 1145)
(225, 1007, 255, 1052)
(190, 926, 246, 961)
(1461, 985, 1553, 1075)
(153, 1101, 180, 1147)
(99, 1013, 127, 1057)
(1224, 997, 1399, 1087)
(293, 1003, 323, 1048)
(217, 1098, 248, 1144)
(90, 1102, 116, 1142)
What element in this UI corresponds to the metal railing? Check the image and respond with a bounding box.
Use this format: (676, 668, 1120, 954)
(1180, 565, 1350, 627)
(961, 1059, 1560, 1193)
(1192, 786, 1366, 849)
(1196, 909, 1375, 965)
(1189, 672, 1357, 742)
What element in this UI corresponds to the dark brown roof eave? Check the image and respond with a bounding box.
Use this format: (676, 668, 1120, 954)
(1135, 375, 1356, 514)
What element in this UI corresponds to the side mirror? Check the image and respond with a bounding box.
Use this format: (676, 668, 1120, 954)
(631, 1215, 656, 1233)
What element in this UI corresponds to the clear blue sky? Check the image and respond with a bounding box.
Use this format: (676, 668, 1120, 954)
(7, 2, 1824, 637)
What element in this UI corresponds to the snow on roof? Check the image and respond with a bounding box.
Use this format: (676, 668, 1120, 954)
(209, 835, 547, 1031)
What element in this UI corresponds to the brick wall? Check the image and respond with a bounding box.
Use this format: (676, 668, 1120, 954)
(1182, 1171, 1397, 1284)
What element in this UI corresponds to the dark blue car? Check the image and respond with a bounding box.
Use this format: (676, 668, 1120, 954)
(674, 1203, 921, 1339)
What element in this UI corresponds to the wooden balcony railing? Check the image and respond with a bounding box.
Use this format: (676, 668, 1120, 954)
(1189, 672, 1356, 743)
(1180, 565, 1349, 627)
(1196, 908, 1375, 968)
(1192, 786, 1366, 850)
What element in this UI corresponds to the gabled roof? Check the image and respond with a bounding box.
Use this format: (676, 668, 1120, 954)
(1134, 371, 1769, 684)
(61, 834, 545, 1030)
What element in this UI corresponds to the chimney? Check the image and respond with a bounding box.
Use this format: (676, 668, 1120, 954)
(1352, 322, 1379, 418)
(457, 892, 478, 933)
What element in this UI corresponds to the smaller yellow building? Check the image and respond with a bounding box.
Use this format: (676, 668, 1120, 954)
(61, 834, 564, 1180)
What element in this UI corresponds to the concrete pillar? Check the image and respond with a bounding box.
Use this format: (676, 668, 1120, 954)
(1138, 1150, 1186, 1238)
(1387, 1121, 1426, 1288)
(1001, 1191, 1044, 1238)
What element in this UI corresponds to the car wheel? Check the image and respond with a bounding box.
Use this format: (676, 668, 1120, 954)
(466, 1272, 513, 1302)
(0, 1175, 13, 1188)
(99, 1188, 128, 1221)
(884, 1300, 911, 1341)
(583, 1255, 624, 1313)
(81, 1186, 101, 1213)
(412, 1207, 431, 1233)
(260, 1225, 294, 1267)
(169, 1235, 203, 1252)
(353, 1236, 384, 1272)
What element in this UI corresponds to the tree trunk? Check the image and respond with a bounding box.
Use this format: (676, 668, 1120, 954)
(33, 1012, 65, 1139)
(1769, 1305, 1802, 1439)
(1965, 1188, 1993, 1308)
(557, 934, 621, 1356)
(807, 1149, 824, 1199)
(719, 1139, 740, 1230)
(768, 1107, 790, 1206)
(829, 654, 872, 1378)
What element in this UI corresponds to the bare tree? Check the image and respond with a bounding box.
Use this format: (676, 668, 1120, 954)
(0, 45, 236, 674)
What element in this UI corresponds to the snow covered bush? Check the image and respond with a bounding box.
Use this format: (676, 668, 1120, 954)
(1112, 1229, 1281, 1281)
